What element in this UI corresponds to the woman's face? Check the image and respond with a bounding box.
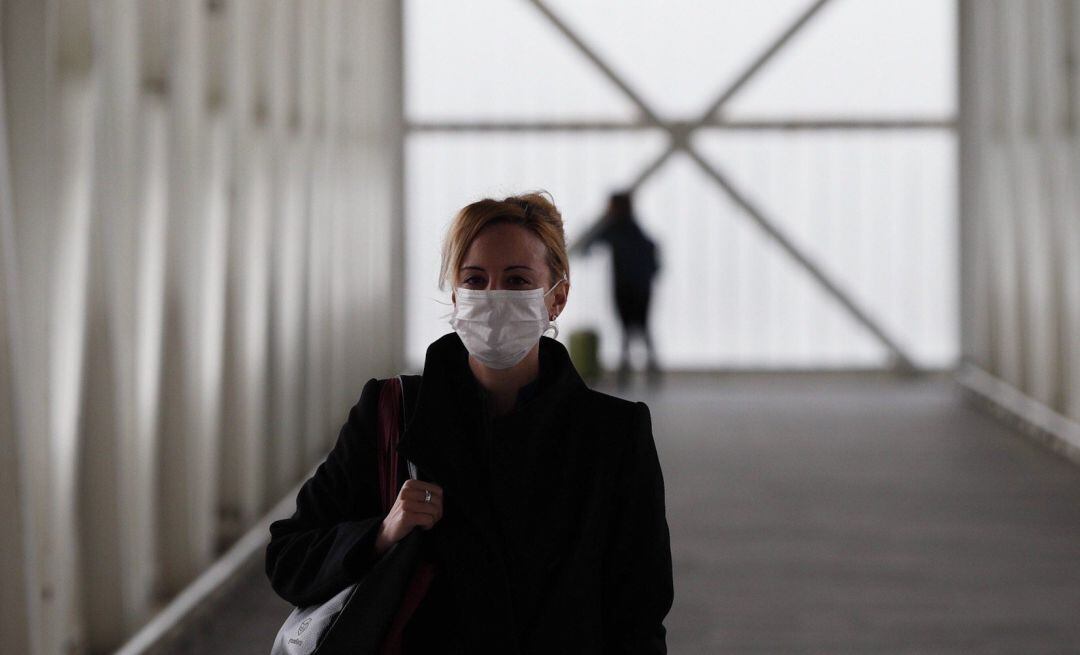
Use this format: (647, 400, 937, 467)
(453, 222, 568, 320)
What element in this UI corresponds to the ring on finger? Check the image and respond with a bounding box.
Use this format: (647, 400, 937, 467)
(424, 489, 432, 503)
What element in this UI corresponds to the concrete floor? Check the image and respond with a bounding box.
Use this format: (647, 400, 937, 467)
(154, 373, 1080, 654)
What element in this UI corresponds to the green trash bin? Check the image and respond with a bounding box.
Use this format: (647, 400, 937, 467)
(569, 329, 601, 384)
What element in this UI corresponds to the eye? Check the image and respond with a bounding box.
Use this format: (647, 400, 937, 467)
(462, 275, 485, 287)
(508, 275, 530, 286)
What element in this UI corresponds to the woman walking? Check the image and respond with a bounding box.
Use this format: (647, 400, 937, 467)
(265, 191, 674, 653)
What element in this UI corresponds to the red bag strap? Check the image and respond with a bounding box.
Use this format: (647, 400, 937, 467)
(375, 375, 437, 655)
(376, 376, 405, 513)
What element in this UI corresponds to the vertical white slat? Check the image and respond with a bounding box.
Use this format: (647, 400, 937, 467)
(2, 0, 62, 651)
(356, 0, 405, 378)
(237, 126, 274, 516)
(1073, 0, 1080, 129)
(1000, 0, 1030, 389)
(200, 0, 234, 553)
(318, 0, 341, 455)
(299, 0, 330, 468)
(324, 0, 352, 423)
(985, 0, 1024, 389)
(1011, 0, 1059, 407)
(218, 0, 268, 540)
(215, 0, 245, 546)
(278, 130, 310, 478)
(134, 94, 170, 620)
(1051, 139, 1080, 415)
(106, 0, 158, 635)
(1065, 0, 1080, 422)
(133, 0, 171, 620)
(958, 0, 992, 371)
(1030, 0, 1068, 413)
(0, 7, 35, 651)
(78, 95, 126, 650)
(352, 3, 375, 377)
(249, 2, 280, 513)
(388, 0, 407, 374)
(157, 0, 215, 595)
(265, 0, 305, 501)
(53, 46, 97, 655)
(77, 0, 154, 646)
(202, 111, 232, 550)
(338, 0, 369, 391)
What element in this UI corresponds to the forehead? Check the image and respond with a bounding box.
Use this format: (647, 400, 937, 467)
(461, 222, 547, 268)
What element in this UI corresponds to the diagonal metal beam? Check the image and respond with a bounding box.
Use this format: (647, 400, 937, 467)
(683, 146, 916, 370)
(699, 0, 834, 120)
(522, 0, 917, 369)
(629, 0, 835, 193)
(525, 0, 664, 126)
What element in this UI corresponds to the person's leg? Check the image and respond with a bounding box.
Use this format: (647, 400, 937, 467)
(639, 285, 660, 386)
(614, 284, 636, 388)
(643, 322, 661, 387)
(617, 322, 632, 388)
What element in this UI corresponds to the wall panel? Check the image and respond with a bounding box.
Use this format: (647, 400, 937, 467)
(959, 0, 1080, 449)
(0, 0, 403, 651)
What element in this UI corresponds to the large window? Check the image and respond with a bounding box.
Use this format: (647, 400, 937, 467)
(405, 0, 956, 370)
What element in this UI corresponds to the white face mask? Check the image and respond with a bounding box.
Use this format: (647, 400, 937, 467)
(448, 277, 567, 370)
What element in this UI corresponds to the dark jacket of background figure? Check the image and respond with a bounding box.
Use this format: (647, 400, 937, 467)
(582, 212, 660, 327)
(265, 331, 674, 654)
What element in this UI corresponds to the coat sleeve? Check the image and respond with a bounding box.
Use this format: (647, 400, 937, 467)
(602, 401, 675, 655)
(264, 377, 387, 607)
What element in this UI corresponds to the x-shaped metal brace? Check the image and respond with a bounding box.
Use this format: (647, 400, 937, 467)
(527, 0, 918, 371)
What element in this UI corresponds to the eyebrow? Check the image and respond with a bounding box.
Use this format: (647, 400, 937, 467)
(459, 265, 536, 272)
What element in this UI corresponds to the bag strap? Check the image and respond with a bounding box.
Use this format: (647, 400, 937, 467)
(376, 374, 423, 513)
(378, 373, 434, 655)
(398, 374, 421, 481)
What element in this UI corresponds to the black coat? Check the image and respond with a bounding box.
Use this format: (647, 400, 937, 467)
(265, 332, 674, 653)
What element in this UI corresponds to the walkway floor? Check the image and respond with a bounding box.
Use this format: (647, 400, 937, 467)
(154, 373, 1080, 654)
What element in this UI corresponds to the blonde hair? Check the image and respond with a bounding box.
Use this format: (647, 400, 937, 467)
(438, 191, 570, 291)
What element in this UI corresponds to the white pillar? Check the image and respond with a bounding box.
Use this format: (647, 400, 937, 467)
(74, 0, 158, 648)
(1064, 0, 1080, 421)
(157, 0, 215, 595)
(299, 0, 331, 468)
(266, 0, 307, 501)
(217, 0, 271, 542)
(0, 7, 35, 651)
(3, 0, 79, 652)
(959, 0, 1080, 431)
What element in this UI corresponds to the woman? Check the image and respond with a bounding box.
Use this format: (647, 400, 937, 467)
(265, 192, 674, 653)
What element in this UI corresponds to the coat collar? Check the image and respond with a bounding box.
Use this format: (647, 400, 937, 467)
(394, 332, 589, 650)
(395, 331, 588, 490)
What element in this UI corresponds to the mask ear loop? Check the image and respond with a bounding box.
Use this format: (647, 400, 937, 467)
(430, 295, 455, 322)
(543, 276, 568, 338)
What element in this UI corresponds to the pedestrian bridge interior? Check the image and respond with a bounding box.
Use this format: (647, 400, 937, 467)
(2, 1, 1079, 653)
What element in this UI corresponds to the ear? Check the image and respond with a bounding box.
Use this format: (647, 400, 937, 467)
(548, 281, 569, 320)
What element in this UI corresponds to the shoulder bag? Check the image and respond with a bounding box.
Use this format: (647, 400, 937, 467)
(271, 374, 432, 655)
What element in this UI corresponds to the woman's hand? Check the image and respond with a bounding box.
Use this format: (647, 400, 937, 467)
(374, 479, 444, 556)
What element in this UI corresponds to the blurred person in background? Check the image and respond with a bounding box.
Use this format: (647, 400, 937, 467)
(572, 190, 662, 388)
